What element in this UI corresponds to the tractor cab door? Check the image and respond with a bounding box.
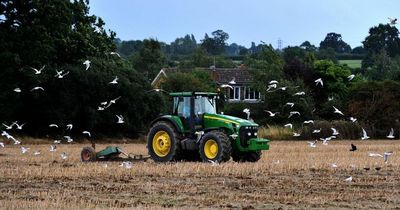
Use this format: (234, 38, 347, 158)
(174, 97, 192, 131)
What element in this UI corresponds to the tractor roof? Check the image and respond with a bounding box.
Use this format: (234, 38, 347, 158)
(169, 92, 218, 97)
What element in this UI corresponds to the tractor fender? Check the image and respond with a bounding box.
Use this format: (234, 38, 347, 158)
(150, 116, 183, 134)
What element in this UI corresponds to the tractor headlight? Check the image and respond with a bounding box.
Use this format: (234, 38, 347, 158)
(247, 132, 251, 136)
(254, 132, 257, 136)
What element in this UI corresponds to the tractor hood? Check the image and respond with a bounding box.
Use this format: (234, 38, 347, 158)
(203, 113, 259, 127)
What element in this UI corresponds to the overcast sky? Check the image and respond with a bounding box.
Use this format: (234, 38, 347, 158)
(89, 0, 399, 49)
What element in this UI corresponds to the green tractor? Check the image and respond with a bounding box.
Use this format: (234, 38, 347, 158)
(147, 92, 270, 163)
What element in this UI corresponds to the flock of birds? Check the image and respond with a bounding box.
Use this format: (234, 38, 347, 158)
(0, 52, 128, 164)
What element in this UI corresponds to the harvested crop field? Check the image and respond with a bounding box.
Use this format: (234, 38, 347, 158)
(0, 140, 400, 209)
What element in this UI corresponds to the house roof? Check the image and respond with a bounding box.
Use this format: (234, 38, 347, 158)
(151, 67, 254, 87)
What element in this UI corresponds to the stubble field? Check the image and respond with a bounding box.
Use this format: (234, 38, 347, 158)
(0, 140, 399, 209)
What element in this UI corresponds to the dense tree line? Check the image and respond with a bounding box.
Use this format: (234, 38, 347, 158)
(2, 0, 400, 139)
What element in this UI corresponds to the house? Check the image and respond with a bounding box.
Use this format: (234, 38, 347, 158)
(151, 66, 261, 103)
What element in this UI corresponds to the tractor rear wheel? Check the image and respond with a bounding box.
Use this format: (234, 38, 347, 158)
(147, 121, 181, 162)
(81, 147, 96, 162)
(232, 151, 262, 162)
(199, 130, 231, 163)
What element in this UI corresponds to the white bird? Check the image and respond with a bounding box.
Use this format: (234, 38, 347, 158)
(109, 96, 121, 104)
(82, 131, 91, 137)
(331, 163, 338, 168)
(314, 78, 323, 86)
(368, 153, 383, 157)
(109, 76, 118, 84)
(120, 161, 132, 169)
(278, 86, 287, 91)
(13, 139, 21, 145)
(208, 159, 219, 166)
(49, 124, 58, 128)
(386, 128, 395, 139)
(64, 136, 73, 143)
(348, 74, 355, 81)
(285, 102, 294, 108)
(116, 115, 124, 124)
(333, 106, 344, 116)
(110, 52, 121, 57)
(320, 137, 331, 145)
(312, 129, 321, 133)
(2, 123, 15, 130)
(0, 142, 4, 148)
(284, 123, 293, 129)
(33, 151, 41, 156)
(228, 77, 236, 85)
(345, 176, 352, 182)
(30, 65, 46, 74)
(293, 91, 305, 96)
(21, 146, 29, 154)
(269, 80, 279, 85)
(361, 128, 370, 140)
(55, 70, 69, 79)
(230, 134, 238, 139)
(293, 132, 301, 137)
(267, 84, 277, 91)
(13, 88, 21, 93)
(288, 111, 300, 118)
(60, 152, 68, 160)
(220, 84, 233, 89)
(349, 117, 357, 123)
(53, 140, 61, 144)
(304, 120, 314, 124)
(328, 96, 334, 101)
(49, 145, 57, 152)
(384, 151, 393, 163)
(31, 86, 44, 91)
(331, 127, 339, 136)
(83, 60, 91, 70)
(97, 106, 105, 111)
(265, 110, 279, 117)
(388, 17, 397, 25)
(66, 124, 73, 130)
(307, 141, 317, 148)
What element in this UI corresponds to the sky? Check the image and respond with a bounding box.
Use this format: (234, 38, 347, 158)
(89, 0, 399, 49)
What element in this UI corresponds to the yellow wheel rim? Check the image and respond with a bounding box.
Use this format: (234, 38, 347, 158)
(152, 131, 171, 157)
(204, 139, 218, 159)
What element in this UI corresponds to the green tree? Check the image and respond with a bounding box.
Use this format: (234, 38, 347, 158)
(117, 40, 143, 57)
(162, 71, 216, 93)
(320, 32, 351, 53)
(130, 39, 167, 80)
(200, 30, 229, 55)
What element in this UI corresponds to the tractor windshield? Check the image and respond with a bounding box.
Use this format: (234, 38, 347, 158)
(195, 96, 216, 115)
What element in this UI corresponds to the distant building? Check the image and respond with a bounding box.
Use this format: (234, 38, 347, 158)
(151, 66, 261, 103)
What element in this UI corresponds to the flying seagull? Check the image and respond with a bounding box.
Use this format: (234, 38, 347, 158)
(361, 128, 370, 140)
(49, 124, 58, 128)
(21, 146, 30, 154)
(60, 152, 68, 160)
(304, 120, 314, 124)
(312, 128, 321, 133)
(109, 96, 121, 104)
(345, 176, 353, 182)
(265, 110, 279, 117)
(13, 88, 21, 93)
(331, 127, 339, 136)
(284, 123, 293, 129)
(307, 141, 317, 148)
(15, 122, 25, 130)
(386, 128, 395, 139)
(388, 17, 397, 25)
(293, 91, 305, 96)
(82, 131, 91, 137)
(55, 70, 69, 79)
(228, 77, 236, 85)
(66, 124, 73, 130)
(30, 65, 46, 74)
(110, 52, 121, 57)
(267, 84, 277, 91)
(349, 117, 357, 123)
(348, 74, 355, 81)
(269, 80, 279, 85)
(83, 60, 91, 70)
(208, 159, 219, 166)
(116, 115, 124, 124)
(220, 84, 233, 89)
(285, 102, 294, 108)
(109, 76, 118, 84)
(288, 111, 300, 118)
(384, 151, 393, 163)
(49, 145, 57, 152)
(64, 136, 73, 143)
(30, 87, 44, 91)
(293, 132, 301, 137)
(2, 122, 15, 130)
(0, 142, 4, 148)
(314, 78, 323, 86)
(53, 140, 61, 144)
(333, 106, 344, 115)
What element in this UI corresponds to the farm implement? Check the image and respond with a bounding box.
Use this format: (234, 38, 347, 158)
(80, 144, 150, 162)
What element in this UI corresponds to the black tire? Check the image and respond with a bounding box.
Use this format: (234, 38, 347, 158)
(199, 130, 231, 163)
(81, 147, 96, 162)
(232, 151, 262, 162)
(147, 121, 181, 162)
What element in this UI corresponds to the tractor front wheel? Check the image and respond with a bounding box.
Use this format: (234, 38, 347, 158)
(81, 147, 96, 162)
(199, 130, 231, 163)
(147, 121, 181, 162)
